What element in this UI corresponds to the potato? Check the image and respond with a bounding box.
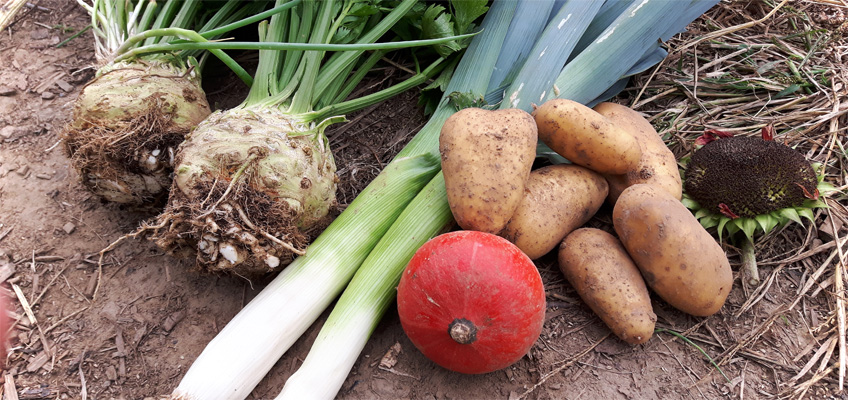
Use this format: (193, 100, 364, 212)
(533, 99, 641, 174)
(500, 164, 607, 259)
(440, 108, 537, 233)
(559, 228, 656, 344)
(593, 102, 682, 203)
(613, 184, 732, 317)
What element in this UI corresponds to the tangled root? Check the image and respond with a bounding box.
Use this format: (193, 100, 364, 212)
(64, 100, 186, 205)
(63, 61, 210, 205)
(148, 163, 332, 279)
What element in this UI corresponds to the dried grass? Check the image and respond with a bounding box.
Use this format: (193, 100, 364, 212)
(616, 0, 848, 396)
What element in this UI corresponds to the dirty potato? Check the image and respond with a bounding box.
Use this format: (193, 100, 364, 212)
(533, 99, 641, 174)
(500, 164, 607, 259)
(613, 184, 733, 317)
(559, 228, 656, 344)
(593, 102, 682, 204)
(440, 108, 537, 233)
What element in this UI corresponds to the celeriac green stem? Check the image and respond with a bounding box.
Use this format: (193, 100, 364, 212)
(136, 0, 159, 34)
(113, 27, 253, 86)
(194, 1, 302, 40)
(144, 0, 184, 46)
(310, 0, 420, 105)
(323, 50, 385, 108)
(112, 32, 479, 62)
(288, 0, 336, 114)
(309, 57, 446, 122)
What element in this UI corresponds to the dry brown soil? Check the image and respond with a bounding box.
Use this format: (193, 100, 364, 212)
(0, 1, 841, 399)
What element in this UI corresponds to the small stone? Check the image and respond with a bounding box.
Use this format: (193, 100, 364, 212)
(30, 29, 49, 40)
(0, 126, 26, 140)
(0, 86, 15, 96)
(62, 222, 76, 234)
(15, 164, 29, 176)
(35, 173, 52, 180)
(55, 80, 73, 93)
(105, 365, 118, 381)
(41, 91, 55, 100)
(161, 310, 187, 332)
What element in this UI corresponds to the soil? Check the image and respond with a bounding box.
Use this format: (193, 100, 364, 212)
(0, 1, 843, 399)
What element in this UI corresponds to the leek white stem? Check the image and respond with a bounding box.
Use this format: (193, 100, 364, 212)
(172, 154, 442, 399)
(277, 173, 452, 400)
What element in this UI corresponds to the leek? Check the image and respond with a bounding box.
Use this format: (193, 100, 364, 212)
(280, 1, 720, 399)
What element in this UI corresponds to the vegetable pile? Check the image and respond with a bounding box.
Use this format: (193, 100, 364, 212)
(97, 0, 739, 398)
(436, 96, 732, 346)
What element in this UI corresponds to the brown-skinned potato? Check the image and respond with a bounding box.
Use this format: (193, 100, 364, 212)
(593, 102, 682, 204)
(533, 99, 641, 175)
(559, 228, 656, 344)
(613, 184, 732, 317)
(500, 164, 607, 259)
(440, 108, 537, 234)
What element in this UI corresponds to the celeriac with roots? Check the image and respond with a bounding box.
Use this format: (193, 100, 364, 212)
(64, 0, 287, 204)
(146, 0, 461, 278)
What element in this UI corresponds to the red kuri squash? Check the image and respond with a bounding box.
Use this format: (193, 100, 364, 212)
(397, 231, 546, 374)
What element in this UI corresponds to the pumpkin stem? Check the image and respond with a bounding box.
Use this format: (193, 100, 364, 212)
(448, 318, 477, 345)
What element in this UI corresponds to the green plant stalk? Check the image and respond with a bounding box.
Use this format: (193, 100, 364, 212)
(113, 27, 253, 85)
(288, 0, 336, 114)
(741, 235, 760, 286)
(309, 58, 445, 122)
(111, 33, 479, 63)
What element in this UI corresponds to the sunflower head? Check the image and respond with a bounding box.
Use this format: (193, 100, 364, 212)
(682, 128, 835, 242)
